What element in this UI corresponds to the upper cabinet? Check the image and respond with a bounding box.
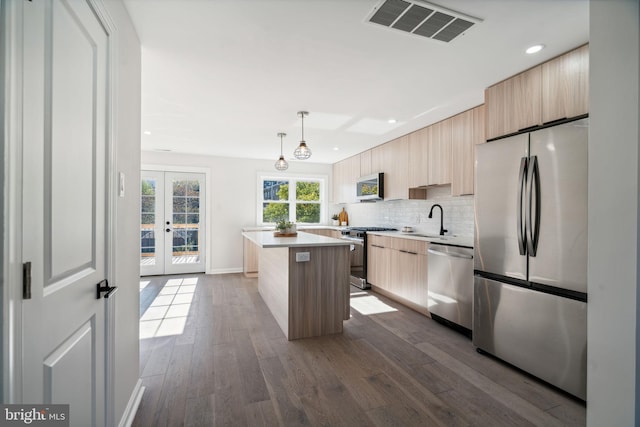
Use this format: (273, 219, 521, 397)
(360, 150, 372, 177)
(408, 117, 453, 188)
(451, 109, 474, 196)
(542, 44, 589, 123)
(372, 136, 409, 200)
(332, 154, 360, 204)
(408, 127, 428, 188)
(428, 119, 452, 186)
(485, 66, 542, 140)
(485, 44, 589, 140)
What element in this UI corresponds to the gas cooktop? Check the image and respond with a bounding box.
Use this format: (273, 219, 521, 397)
(346, 227, 397, 232)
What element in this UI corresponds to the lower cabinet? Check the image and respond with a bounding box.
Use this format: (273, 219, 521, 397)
(367, 235, 429, 313)
(243, 237, 259, 277)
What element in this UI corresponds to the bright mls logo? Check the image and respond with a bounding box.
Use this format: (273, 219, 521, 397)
(0, 405, 69, 427)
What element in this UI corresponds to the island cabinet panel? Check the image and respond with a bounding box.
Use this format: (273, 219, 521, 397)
(258, 246, 290, 335)
(485, 65, 542, 140)
(408, 126, 429, 188)
(243, 236, 260, 277)
(542, 44, 589, 123)
(451, 109, 474, 196)
(288, 246, 350, 339)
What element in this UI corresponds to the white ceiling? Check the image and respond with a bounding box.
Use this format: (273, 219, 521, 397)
(123, 0, 589, 165)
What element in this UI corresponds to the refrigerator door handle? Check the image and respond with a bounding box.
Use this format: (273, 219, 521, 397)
(517, 157, 528, 255)
(526, 155, 541, 256)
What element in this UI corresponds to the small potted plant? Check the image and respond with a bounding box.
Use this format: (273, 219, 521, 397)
(331, 214, 340, 226)
(275, 219, 296, 236)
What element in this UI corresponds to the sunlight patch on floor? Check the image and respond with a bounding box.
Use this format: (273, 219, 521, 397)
(427, 291, 457, 308)
(139, 277, 198, 339)
(350, 293, 398, 315)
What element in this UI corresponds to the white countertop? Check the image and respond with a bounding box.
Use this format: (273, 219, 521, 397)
(242, 230, 351, 248)
(367, 231, 474, 248)
(242, 225, 347, 232)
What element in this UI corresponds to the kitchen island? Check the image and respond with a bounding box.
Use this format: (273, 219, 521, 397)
(241, 231, 351, 340)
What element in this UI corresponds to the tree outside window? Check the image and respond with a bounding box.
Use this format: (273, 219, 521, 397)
(261, 177, 324, 224)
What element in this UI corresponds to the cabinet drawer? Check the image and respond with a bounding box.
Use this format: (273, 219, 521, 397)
(368, 234, 393, 248)
(390, 237, 428, 255)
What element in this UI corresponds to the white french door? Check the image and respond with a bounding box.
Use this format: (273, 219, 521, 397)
(20, 0, 112, 425)
(140, 171, 206, 275)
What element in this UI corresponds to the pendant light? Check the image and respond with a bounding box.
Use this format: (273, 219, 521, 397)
(293, 111, 312, 160)
(274, 132, 289, 171)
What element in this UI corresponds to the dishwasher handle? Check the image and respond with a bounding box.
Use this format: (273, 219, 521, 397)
(427, 247, 473, 260)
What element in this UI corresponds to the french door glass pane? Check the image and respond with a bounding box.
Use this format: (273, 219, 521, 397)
(172, 179, 200, 265)
(140, 178, 157, 266)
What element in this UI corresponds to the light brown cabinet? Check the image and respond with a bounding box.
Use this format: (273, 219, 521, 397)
(408, 126, 429, 188)
(449, 105, 485, 196)
(428, 119, 452, 186)
(367, 235, 392, 289)
(243, 236, 259, 277)
(371, 136, 409, 200)
(367, 235, 429, 312)
(360, 150, 372, 177)
(542, 44, 589, 123)
(485, 44, 589, 140)
(473, 104, 486, 144)
(332, 155, 360, 204)
(485, 65, 542, 140)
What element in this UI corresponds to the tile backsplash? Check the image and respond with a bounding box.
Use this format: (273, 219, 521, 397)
(332, 186, 475, 237)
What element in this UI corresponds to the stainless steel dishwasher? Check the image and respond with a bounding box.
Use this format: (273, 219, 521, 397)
(427, 243, 474, 335)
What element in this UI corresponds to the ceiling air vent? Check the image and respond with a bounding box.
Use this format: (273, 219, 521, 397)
(367, 0, 481, 43)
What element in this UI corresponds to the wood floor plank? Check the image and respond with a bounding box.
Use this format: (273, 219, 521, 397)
(133, 273, 585, 426)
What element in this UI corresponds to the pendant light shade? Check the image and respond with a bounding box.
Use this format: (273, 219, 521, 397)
(274, 132, 289, 171)
(293, 111, 312, 160)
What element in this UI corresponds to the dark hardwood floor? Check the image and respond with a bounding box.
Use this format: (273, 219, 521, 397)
(133, 273, 585, 427)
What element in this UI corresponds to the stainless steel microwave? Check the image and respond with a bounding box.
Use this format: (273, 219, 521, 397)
(356, 173, 384, 201)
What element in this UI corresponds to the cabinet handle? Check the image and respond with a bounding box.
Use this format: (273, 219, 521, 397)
(371, 244, 385, 248)
(399, 249, 418, 255)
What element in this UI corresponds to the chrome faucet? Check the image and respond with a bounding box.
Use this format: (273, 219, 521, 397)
(428, 204, 448, 236)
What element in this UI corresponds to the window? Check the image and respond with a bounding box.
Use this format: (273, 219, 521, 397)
(259, 175, 326, 225)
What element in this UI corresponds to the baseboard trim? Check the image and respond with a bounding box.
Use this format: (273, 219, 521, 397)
(207, 267, 243, 275)
(118, 379, 145, 427)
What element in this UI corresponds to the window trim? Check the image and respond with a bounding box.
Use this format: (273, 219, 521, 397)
(257, 172, 328, 226)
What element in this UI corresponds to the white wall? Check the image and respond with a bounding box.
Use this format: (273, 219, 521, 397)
(141, 151, 332, 273)
(588, 0, 640, 425)
(104, 0, 142, 425)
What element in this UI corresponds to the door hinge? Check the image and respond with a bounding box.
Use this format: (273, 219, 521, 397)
(23, 262, 32, 299)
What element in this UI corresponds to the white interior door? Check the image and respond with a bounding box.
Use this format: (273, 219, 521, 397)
(21, 0, 111, 425)
(140, 171, 206, 276)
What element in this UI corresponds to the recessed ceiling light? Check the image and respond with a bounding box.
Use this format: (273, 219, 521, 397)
(526, 44, 545, 54)
(388, 119, 397, 124)
(333, 147, 340, 151)
(143, 130, 151, 135)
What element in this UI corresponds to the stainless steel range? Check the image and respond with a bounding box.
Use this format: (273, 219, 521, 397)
(340, 227, 396, 289)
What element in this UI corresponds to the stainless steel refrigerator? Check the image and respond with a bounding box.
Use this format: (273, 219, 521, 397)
(474, 117, 588, 400)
